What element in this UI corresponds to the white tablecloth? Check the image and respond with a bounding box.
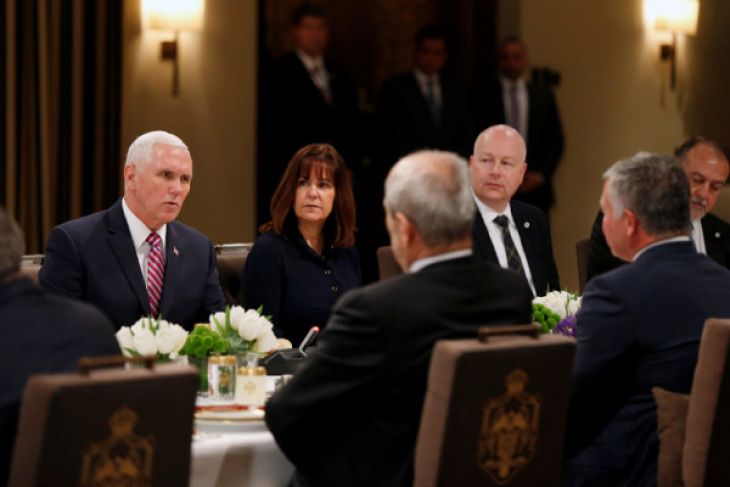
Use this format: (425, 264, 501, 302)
(190, 426, 294, 487)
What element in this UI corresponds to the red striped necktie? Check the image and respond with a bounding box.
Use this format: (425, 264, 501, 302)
(145, 232, 165, 317)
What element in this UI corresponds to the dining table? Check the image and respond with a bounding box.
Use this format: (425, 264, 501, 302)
(189, 378, 295, 487)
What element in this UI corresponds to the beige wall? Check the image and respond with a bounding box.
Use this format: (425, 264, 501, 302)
(520, 0, 690, 291)
(121, 0, 257, 243)
(118, 0, 730, 278)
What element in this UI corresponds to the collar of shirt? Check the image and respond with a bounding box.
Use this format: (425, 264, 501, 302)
(122, 197, 167, 252)
(473, 193, 514, 225)
(410, 249, 473, 273)
(633, 235, 692, 261)
(691, 219, 706, 254)
(296, 49, 325, 73)
(413, 69, 442, 103)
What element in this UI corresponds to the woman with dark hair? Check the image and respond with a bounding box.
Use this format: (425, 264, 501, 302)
(241, 144, 361, 344)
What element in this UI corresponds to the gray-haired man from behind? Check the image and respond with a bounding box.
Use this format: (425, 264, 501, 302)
(265, 150, 533, 487)
(565, 153, 730, 487)
(0, 208, 119, 485)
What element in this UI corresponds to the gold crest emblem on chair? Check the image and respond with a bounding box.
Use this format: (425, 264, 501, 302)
(80, 405, 155, 487)
(477, 368, 541, 484)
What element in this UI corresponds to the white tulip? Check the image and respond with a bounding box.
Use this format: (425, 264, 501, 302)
(567, 297, 581, 316)
(209, 311, 228, 333)
(253, 328, 278, 353)
(132, 328, 158, 356)
(116, 327, 135, 357)
(156, 323, 188, 358)
(227, 305, 247, 329)
(238, 309, 268, 341)
(130, 317, 150, 335)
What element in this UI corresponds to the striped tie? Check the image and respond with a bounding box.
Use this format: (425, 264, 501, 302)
(493, 215, 526, 280)
(145, 232, 164, 317)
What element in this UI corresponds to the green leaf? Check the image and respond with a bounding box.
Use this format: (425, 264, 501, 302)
(224, 306, 233, 336)
(124, 347, 141, 357)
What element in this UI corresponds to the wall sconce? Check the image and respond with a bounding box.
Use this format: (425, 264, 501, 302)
(143, 0, 204, 96)
(644, 0, 699, 91)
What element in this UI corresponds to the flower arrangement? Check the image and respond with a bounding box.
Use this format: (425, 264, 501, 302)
(116, 317, 189, 361)
(179, 325, 227, 358)
(179, 305, 278, 358)
(532, 290, 581, 337)
(211, 305, 278, 354)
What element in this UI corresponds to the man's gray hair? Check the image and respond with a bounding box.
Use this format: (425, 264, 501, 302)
(384, 150, 475, 246)
(603, 152, 691, 237)
(125, 130, 188, 170)
(0, 208, 25, 281)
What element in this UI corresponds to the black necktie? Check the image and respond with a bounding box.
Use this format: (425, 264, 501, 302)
(493, 215, 526, 279)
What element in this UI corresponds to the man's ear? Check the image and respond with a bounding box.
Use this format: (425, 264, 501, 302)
(123, 164, 136, 189)
(394, 212, 416, 244)
(517, 161, 528, 183)
(624, 209, 639, 237)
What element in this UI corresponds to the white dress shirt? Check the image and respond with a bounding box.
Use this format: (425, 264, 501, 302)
(122, 197, 167, 282)
(500, 76, 529, 141)
(296, 49, 331, 101)
(691, 219, 706, 254)
(414, 69, 442, 108)
(474, 196, 537, 296)
(410, 249, 472, 274)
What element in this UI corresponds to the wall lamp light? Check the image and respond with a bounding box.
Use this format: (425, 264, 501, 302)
(143, 0, 204, 96)
(644, 0, 699, 91)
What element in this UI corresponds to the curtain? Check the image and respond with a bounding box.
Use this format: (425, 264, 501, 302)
(2, 0, 122, 253)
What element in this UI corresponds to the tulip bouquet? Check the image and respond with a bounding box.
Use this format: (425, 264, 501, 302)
(116, 317, 189, 361)
(209, 305, 278, 355)
(532, 290, 581, 337)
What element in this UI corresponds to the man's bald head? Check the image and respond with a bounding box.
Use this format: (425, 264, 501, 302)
(469, 125, 527, 212)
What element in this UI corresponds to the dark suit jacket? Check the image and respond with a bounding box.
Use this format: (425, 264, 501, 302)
(0, 277, 119, 484)
(565, 241, 730, 487)
(242, 231, 361, 345)
(39, 199, 225, 330)
(586, 210, 730, 283)
(472, 200, 560, 296)
(474, 78, 564, 211)
(265, 255, 533, 487)
(265, 51, 358, 169)
(377, 71, 470, 168)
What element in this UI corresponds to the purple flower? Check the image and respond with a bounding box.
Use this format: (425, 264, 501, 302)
(555, 314, 577, 337)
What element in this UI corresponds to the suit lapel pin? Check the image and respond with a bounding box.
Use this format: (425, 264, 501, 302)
(173, 246, 180, 257)
(524, 222, 530, 229)
(715, 232, 721, 239)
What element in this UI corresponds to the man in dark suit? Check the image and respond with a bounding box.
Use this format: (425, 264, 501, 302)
(469, 124, 560, 296)
(266, 150, 533, 487)
(260, 2, 358, 225)
(0, 208, 120, 484)
(39, 131, 225, 330)
(587, 136, 730, 282)
(565, 153, 730, 487)
(366, 25, 471, 283)
(474, 36, 564, 214)
(377, 25, 470, 166)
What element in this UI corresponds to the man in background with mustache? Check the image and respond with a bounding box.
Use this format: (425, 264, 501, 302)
(587, 136, 730, 280)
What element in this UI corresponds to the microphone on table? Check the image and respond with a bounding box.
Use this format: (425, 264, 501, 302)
(298, 326, 320, 356)
(261, 326, 320, 375)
